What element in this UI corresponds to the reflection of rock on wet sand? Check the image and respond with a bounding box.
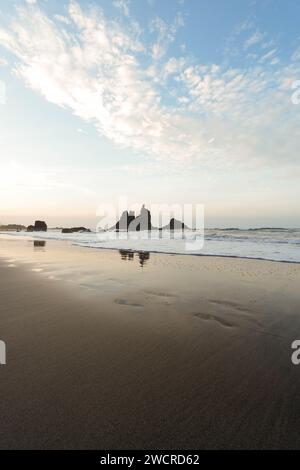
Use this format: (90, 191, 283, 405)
(119, 250, 150, 267)
(138, 251, 150, 267)
(119, 249, 134, 261)
(33, 240, 46, 251)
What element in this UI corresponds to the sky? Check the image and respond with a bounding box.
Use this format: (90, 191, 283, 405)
(0, 0, 300, 228)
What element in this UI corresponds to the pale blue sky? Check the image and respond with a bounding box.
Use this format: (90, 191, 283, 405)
(0, 0, 299, 228)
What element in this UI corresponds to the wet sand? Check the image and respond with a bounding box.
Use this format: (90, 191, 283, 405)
(0, 237, 300, 449)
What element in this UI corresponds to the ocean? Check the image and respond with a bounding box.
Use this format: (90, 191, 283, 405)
(1, 227, 300, 263)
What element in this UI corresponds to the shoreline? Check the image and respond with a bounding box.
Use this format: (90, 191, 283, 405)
(58, 243, 300, 265)
(1, 231, 300, 265)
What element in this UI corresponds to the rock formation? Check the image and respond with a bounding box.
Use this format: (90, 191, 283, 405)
(61, 227, 91, 234)
(131, 205, 152, 231)
(0, 224, 26, 232)
(27, 220, 47, 232)
(111, 206, 187, 231)
(114, 211, 136, 231)
(159, 218, 187, 230)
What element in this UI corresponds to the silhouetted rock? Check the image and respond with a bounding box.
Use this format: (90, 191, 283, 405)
(129, 205, 152, 231)
(0, 224, 26, 232)
(27, 220, 47, 232)
(112, 205, 152, 231)
(35, 220, 47, 231)
(61, 227, 91, 234)
(112, 206, 187, 232)
(112, 211, 136, 231)
(160, 218, 187, 230)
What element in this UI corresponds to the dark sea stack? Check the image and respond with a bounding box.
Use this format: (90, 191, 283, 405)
(129, 205, 152, 231)
(111, 206, 187, 232)
(113, 211, 136, 231)
(160, 218, 187, 230)
(35, 220, 47, 231)
(27, 220, 47, 232)
(112, 205, 152, 232)
(138, 204, 152, 230)
(0, 224, 26, 232)
(71, 227, 91, 233)
(170, 218, 186, 230)
(61, 227, 91, 234)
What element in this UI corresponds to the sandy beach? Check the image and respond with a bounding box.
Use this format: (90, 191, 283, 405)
(0, 237, 300, 449)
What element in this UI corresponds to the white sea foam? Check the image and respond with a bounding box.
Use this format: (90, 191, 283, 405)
(1, 228, 300, 263)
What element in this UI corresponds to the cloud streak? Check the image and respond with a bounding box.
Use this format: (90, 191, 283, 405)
(0, 1, 299, 168)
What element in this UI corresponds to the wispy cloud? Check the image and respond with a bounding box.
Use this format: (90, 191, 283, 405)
(259, 48, 277, 63)
(244, 30, 264, 49)
(149, 13, 184, 60)
(113, 0, 130, 17)
(292, 44, 300, 61)
(54, 14, 71, 25)
(0, 1, 299, 169)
